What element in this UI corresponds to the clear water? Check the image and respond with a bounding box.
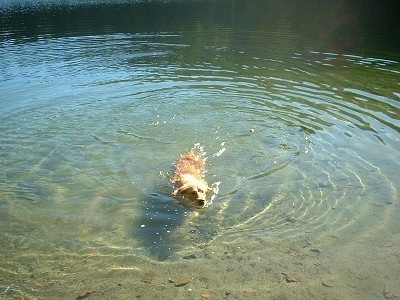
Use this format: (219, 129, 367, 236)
(1, 1, 399, 299)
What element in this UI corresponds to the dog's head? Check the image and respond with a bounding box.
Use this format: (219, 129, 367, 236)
(175, 174, 209, 207)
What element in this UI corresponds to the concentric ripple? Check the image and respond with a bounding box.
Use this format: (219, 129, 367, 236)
(1, 32, 399, 262)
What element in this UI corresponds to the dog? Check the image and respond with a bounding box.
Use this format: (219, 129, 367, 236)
(171, 150, 210, 207)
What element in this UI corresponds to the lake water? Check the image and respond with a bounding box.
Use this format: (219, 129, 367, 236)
(1, 0, 399, 299)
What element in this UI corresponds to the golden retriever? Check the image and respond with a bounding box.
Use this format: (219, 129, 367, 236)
(171, 150, 210, 207)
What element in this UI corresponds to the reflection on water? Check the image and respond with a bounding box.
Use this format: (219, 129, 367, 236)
(1, 0, 399, 299)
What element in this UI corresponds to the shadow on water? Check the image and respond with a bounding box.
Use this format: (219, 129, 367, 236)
(132, 190, 189, 261)
(129, 150, 219, 261)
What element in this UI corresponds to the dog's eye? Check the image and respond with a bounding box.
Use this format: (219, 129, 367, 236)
(190, 191, 197, 196)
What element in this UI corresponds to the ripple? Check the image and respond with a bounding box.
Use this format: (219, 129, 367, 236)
(1, 32, 399, 261)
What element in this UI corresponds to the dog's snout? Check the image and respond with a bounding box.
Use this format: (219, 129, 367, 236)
(196, 199, 205, 207)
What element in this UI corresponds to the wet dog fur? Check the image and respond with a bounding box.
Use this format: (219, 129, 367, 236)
(171, 151, 210, 207)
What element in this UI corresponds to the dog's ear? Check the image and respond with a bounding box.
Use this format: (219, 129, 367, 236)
(177, 184, 192, 195)
(173, 184, 189, 197)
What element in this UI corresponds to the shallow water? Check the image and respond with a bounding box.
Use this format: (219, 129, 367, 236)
(1, 0, 400, 299)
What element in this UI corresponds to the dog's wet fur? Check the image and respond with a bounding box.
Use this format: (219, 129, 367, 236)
(171, 150, 210, 208)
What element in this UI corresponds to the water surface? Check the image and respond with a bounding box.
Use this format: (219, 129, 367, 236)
(1, 1, 399, 299)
